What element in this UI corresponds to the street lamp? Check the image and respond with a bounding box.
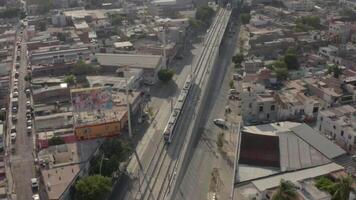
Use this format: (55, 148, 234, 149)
(99, 154, 109, 175)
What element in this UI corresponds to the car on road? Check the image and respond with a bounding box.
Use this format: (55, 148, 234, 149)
(12, 114, 17, 122)
(14, 71, 19, 78)
(15, 63, 20, 69)
(25, 88, 31, 96)
(12, 106, 17, 113)
(31, 178, 39, 190)
(12, 91, 18, 98)
(26, 100, 31, 108)
(10, 127, 16, 142)
(26, 113, 32, 120)
(229, 89, 239, 95)
(32, 194, 39, 200)
(27, 126, 32, 134)
(213, 118, 228, 128)
(27, 119, 32, 126)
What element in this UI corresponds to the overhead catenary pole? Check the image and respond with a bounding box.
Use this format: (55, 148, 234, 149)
(124, 65, 154, 200)
(162, 23, 167, 69)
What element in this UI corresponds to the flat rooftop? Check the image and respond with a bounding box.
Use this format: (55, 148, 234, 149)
(41, 164, 80, 200)
(96, 53, 162, 69)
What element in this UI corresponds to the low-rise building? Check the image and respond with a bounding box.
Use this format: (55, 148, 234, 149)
(30, 45, 91, 65)
(96, 53, 162, 84)
(71, 87, 143, 140)
(240, 83, 278, 124)
(33, 83, 71, 104)
(316, 105, 356, 153)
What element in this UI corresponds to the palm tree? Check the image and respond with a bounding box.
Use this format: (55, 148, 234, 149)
(272, 179, 298, 200)
(332, 175, 354, 200)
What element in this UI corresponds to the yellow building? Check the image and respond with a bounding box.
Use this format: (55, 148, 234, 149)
(71, 87, 141, 140)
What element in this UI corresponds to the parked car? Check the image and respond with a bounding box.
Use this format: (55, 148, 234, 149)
(32, 194, 39, 200)
(31, 178, 39, 190)
(213, 118, 228, 128)
(26, 100, 31, 108)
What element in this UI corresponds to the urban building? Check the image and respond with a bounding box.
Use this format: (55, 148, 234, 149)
(316, 105, 356, 153)
(96, 53, 163, 85)
(71, 87, 143, 140)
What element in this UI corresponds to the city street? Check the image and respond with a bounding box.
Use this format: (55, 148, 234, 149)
(8, 28, 36, 200)
(174, 22, 242, 200)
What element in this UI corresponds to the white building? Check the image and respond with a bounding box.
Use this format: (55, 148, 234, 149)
(316, 105, 356, 153)
(283, 0, 314, 12)
(240, 83, 278, 124)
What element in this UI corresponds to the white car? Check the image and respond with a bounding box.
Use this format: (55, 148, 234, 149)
(10, 132, 16, 141)
(27, 120, 32, 126)
(31, 178, 39, 189)
(12, 91, 19, 98)
(32, 194, 40, 200)
(27, 126, 32, 134)
(213, 118, 227, 128)
(26, 100, 31, 107)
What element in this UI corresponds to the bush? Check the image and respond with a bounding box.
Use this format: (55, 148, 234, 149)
(48, 136, 65, 146)
(232, 54, 244, 64)
(241, 13, 251, 25)
(75, 175, 112, 200)
(64, 75, 76, 85)
(72, 60, 95, 76)
(158, 69, 174, 82)
(284, 54, 299, 70)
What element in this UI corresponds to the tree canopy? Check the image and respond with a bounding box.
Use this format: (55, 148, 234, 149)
(75, 175, 112, 200)
(241, 13, 251, 25)
(232, 54, 244, 64)
(48, 136, 65, 146)
(90, 139, 132, 177)
(327, 65, 342, 78)
(316, 175, 354, 200)
(284, 54, 299, 70)
(72, 60, 96, 76)
(64, 75, 76, 85)
(295, 16, 321, 32)
(273, 60, 288, 80)
(195, 6, 215, 28)
(158, 69, 174, 82)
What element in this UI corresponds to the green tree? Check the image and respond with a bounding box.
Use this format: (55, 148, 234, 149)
(75, 175, 112, 200)
(232, 54, 244, 64)
(48, 136, 65, 146)
(327, 65, 342, 78)
(109, 14, 123, 26)
(64, 74, 76, 85)
(37, 21, 47, 32)
(274, 60, 287, 69)
(158, 69, 174, 82)
(0, 111, 5, 121)
(72, 60, 95, 76)
(284, 54, 299, 70)
(57, 32, 68, 42)
(90, 139, 132, 176)
(229, 80, 235, 89)
(272, 179, 298, 200)
(241, 13, 251, 25)
(188, 17, 201, 30)
(274, 67, 288, 80)
(196, 6, 215, 27)
(24, 74, 32, 82)
(316, 176, 337, 195)
(332, 175, 354, 200)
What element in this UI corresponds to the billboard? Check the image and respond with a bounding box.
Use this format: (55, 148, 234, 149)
(71, 87, 113, 113)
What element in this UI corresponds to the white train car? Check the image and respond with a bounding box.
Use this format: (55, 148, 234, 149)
(164, 75, 192, 143)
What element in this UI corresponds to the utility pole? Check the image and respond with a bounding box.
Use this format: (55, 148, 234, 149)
(124, 66, 154, 200)
(124, 66, 132, 138)
(161, 23, 167, 69)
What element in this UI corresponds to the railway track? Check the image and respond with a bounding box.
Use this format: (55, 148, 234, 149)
(132, 7, 231, 200)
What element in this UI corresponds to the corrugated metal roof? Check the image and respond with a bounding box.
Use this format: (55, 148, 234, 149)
(252, 163, 344, 191)
(290, 124, 346, 159)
